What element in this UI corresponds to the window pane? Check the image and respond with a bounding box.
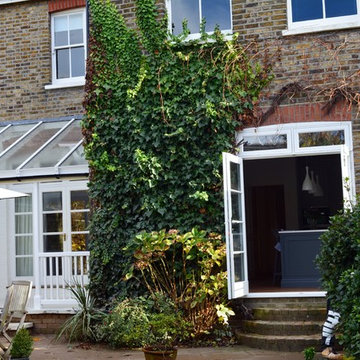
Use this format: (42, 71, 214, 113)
(171, 0, 199, 35)
(71, 190, 89, 210)
(234, 253, 245, 282)
(71, 212, 89, 232)
(0, 123, 35, 153)
(71, 47, 85, 77)
(56, 48, 70, 79)
(15, 214, 32, 234)
(0, 121, 68, 170)
(202, 0, 231, 32)
(24, 121, 83, 169)
(230, 162, 240, 190)
(325, 0, 357, 17)
(16, 258, 33, 276)
(299, 130, 345, 148)
(54, 16, 68, 46)
(43, 213, 63, 232)
(15, 195, 32, 213)
(43, 192, 62, 211)
(232, 223, 243, 252)
(62, 145, 87, 166)
(231, 192, 242, 221)
(72, 234, 88, 252)
(243, 134, 287, 151)
(16, 236, 33, 255)
(292, 0, 323, 21)
(43, 234, 64, 252)
(69, 13, 83, 44)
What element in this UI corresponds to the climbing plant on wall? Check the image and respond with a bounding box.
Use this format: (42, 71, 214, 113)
(83, 0, 275, 304)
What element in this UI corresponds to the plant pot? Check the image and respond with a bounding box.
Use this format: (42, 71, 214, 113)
(142, 347, 177, 360)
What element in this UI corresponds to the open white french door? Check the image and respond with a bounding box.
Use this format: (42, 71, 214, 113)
(341, 145, 355, 207)
(223, 152, 249, 299)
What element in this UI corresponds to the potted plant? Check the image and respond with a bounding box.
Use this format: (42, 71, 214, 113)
(142, 313, 184, 360)
(10, 328, 33, 359)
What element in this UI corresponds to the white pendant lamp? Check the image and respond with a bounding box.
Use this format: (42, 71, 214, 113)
(302, 166, 313, 192)
(313, 175, 324, 197)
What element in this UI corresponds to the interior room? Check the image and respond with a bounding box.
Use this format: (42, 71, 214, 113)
(243, 154, 343, 291)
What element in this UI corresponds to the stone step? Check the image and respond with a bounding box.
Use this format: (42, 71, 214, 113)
(235, 331, 322, 352)
(242, 319, 323, 336)
(252, 307, 327, 321)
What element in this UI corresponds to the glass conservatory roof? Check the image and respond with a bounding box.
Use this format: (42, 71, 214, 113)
(0, 118, 88, 179)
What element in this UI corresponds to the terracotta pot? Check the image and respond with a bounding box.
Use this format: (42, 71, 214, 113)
(142, 347, 177, 360)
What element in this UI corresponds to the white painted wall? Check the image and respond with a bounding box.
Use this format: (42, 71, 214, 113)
(0, 198, 10, 305)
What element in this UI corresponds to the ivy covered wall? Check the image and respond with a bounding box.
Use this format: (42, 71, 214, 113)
(83, 0, 274, 303)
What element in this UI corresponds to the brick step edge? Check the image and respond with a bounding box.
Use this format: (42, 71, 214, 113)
(241, 319, 323, 336)
(252, 308, 327, 321)
(235, 331, 322, 352)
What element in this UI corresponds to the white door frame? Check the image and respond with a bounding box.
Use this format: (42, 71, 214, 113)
(235, 121, 354, 298)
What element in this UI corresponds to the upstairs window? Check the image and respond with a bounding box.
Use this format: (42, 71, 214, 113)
(50, 9, 86, 87)
(285, 0, 360, 34)
(167, 0, 232, 38)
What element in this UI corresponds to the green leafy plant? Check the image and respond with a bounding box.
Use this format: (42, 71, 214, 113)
(316, 200, 360, 358)
(56, 281, 104, 343)
(125, 228, 233, 336)
(97, 294, 189, 349)
(303, 346, 316, 360)
(10, 328, 33, 359)
(84, 0, 276, 305)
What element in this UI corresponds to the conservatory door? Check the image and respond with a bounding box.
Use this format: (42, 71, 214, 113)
(223, 152, 249, 299)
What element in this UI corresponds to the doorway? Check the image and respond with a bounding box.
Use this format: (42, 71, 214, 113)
(244, 154, 343, 291)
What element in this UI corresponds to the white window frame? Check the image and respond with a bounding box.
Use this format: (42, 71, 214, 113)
(46, 8, 87, 89)
(165, 0, 233, 40)
(283, 0, 360, 35)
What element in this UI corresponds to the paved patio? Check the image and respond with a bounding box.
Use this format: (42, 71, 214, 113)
(31, 335, 308, 360)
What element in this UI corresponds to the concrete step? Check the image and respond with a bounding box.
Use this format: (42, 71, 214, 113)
(242, 319, 323, 336)
(252, 307, 327, 321)
(235, 331, 322, 352)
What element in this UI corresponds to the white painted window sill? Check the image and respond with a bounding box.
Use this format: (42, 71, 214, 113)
(0, 0, 29, 5)
(283, 21, 360, 36)
(45, 80, 85, 90)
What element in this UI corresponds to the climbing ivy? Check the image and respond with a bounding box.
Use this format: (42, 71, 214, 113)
(83, 0, 274, 304)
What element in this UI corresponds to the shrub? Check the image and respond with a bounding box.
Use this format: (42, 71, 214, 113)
(10, 328, 33, 359)
(125, 228, 234, 336)
(316, 202, 360, 358)
(97, 294, 189, 348)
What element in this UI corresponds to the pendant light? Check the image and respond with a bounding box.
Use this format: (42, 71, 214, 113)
(302, 166, 313, 192)
(314, 175, 324, 197)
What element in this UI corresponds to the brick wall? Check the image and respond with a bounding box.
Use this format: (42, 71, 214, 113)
(27, 313, 72, 334)
(0, 0, 84, 123)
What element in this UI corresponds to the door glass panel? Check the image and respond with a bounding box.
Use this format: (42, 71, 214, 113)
(15, 196, 32, 212)
(43, 192, 62, 211)
(243, 134, 287, 151)
(299, 130, 345, 147)
(71, 212, 89, 232)
(16, 258, 33, 277)
(72, 234, 88, 251)
(231, 192, 242, 220)
(43, 213, 63, 232)
(71, 190, 89, 209)
(15, 214, 32, 233)
(230, 162, 240, 189)
(43, 234, 64, 252)
(234, 253, 245, 282)
(16, 236, 33, 255)
(232, 223, 243, 251)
